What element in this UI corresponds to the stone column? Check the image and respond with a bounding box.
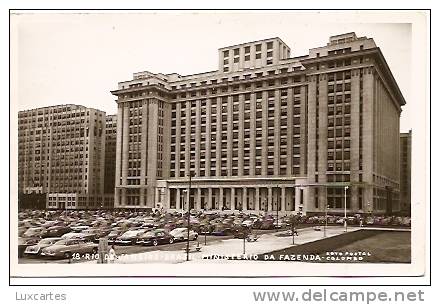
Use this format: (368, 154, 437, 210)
(115, 188, 120, 207)
(281, 187, 286, 212)
(208, 187, 213, 210)
(295, 186, 301, 213)
(242, 187, 247, 211)
(255, 187, 260, 211)
(268, 187, 273, 211)
(197, 188, 202, 210)
(219, 187, 224, 210)
(176, 188, 181, 210)
(230, 187, 235, 210)
(121, 188, 126, 206)
(166, 187, 171, 210)
(140, 188, 145, 208)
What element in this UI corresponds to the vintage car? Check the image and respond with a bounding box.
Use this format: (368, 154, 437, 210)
(136, 229, 175, 246)
(169, 228, 198, 241)
(114, 229, 149, 246)
(40, 239, 98, 259)
(24, 237, 62, 255)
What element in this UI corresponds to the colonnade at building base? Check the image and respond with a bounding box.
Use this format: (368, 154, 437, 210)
(156, 179, 309, 213)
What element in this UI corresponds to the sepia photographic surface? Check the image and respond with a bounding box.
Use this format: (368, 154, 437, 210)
(9, 10, 428, 281)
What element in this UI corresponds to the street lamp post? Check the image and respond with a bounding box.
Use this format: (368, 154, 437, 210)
(291, 214, 296, 245)
(324, 204, 329, 237)
(243, 233, 246, 255)
(276, 185, 279, 232)
(344, 186, 349, 232)
(186, 173, 192, 261)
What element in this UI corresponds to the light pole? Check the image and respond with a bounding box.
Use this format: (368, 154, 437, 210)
(291, 214, 296, 245)
(186, 173, 192, 261)
(344, 186, 349, 232)
(276, 185, 279, 232)
(324, 203, 329, 237)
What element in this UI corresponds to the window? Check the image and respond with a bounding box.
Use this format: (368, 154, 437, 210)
(267, 41, 273, 49)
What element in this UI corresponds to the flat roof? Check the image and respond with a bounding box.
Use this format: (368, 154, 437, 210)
(218, 37, 290, 51)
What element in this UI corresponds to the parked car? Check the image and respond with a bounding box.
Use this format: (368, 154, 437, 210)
(106, 229, 126, 243)
(18, 237, 40, 258)
(260, 220, 275, 230)
(136, 229, 174, 246)
(22, 227, 46, 238)
(40, 239, 98, 259)
(114, 229, 149, 245)
(211, 224, 234, 236)
(169, 228, 198, 241)
(81, 228, 112, 242)
(41, 226, 71, 238)
(70, 225, 90, 233)
(199, 223, 215, 234)
(24, 237, 61, 255)
(233, 226, 252, 239)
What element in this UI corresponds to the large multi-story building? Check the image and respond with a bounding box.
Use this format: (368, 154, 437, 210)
(400, 130, 412, 215)
(111, 33, 405, 215)
(18, 104, 106, 209)
(103, 114, 118, 208)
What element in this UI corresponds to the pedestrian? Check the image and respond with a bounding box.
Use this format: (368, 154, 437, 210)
(108, 245, 118, 264)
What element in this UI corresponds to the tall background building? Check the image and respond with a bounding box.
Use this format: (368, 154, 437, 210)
(400, 130, 412, 215)
(18, 104, 106, 210)
(103, 114, 117, 208)
(111, 32, 405, 215)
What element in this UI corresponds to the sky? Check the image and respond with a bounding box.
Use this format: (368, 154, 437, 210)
(11, 11, 414, 131)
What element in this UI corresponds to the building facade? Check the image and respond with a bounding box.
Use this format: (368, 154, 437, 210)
(400, 130, 412, 215)
(111, 33, 405, 215)
(18, 104, 106, 209)
(103, 114, 117, 208)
